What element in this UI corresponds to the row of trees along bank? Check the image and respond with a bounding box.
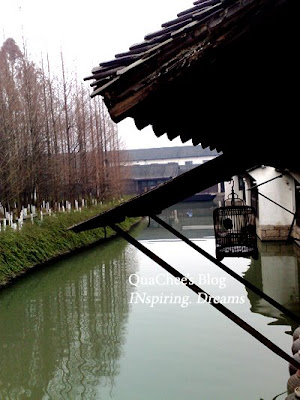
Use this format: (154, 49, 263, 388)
(0, 38, 125, 221)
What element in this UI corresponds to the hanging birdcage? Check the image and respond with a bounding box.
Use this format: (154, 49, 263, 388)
(213, 186, 258, 260)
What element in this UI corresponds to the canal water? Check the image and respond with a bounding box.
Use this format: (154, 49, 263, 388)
(0, 202, 300, 399)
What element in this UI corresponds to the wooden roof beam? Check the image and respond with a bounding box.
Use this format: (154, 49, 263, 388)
(69, 153, 258, 232)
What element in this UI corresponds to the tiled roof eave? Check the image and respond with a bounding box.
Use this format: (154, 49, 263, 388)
(88, 1, 260, 122)
(85, 3, 229, 100)
(85, 0, 295, 158)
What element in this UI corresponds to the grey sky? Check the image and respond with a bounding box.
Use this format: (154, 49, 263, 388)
(0, 0, 194, 149)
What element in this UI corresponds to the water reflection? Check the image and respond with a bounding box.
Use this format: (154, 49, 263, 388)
(244, 241, 300, 328)
(139, 201, 216, 240)
(0, 235, 139, 399)
(1, 200, 300, 399)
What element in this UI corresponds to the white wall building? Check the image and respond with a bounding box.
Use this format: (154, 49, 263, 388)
(225, 167, 299, 241)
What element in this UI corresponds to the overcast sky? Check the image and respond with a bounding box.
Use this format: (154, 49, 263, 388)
(0, 0, 194, 149)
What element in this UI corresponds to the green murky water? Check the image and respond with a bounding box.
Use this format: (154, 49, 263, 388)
(0, 202, 299, 399)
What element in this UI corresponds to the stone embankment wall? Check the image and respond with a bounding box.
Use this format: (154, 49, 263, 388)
(257, 224, 291, 241)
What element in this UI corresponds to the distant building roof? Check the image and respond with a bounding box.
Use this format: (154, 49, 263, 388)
(121, 145, 219, 162)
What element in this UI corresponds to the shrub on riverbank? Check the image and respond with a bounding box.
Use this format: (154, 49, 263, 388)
(0, 204, 139, 287)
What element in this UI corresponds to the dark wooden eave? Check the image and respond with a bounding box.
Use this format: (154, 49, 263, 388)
(75, 0, 299, 233)
(70, 153, 256, 232)
(85, 0, 299, 166)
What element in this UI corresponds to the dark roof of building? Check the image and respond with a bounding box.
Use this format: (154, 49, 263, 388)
(121, 145, 218, 162)
(127, 163, 179, 180)
(85, 0, 227, 93)
(71, 0, 299, 233)
(85, 0, 298, 170)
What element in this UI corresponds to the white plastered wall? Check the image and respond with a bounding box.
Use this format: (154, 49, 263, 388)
(248, 167, 295, 227)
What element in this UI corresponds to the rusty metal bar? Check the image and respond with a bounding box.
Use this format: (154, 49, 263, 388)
(151, 214, 300, 325)
(110, 223, 300, 370)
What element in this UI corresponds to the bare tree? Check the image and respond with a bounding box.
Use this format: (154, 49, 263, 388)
(0, 38, 125, 213)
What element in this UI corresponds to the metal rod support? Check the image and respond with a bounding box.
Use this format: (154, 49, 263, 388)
(248, 174, 283, 190)
(110, 223, 300, 370)
(151, 214, 300, 325)
(258, 192, 295, 215)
